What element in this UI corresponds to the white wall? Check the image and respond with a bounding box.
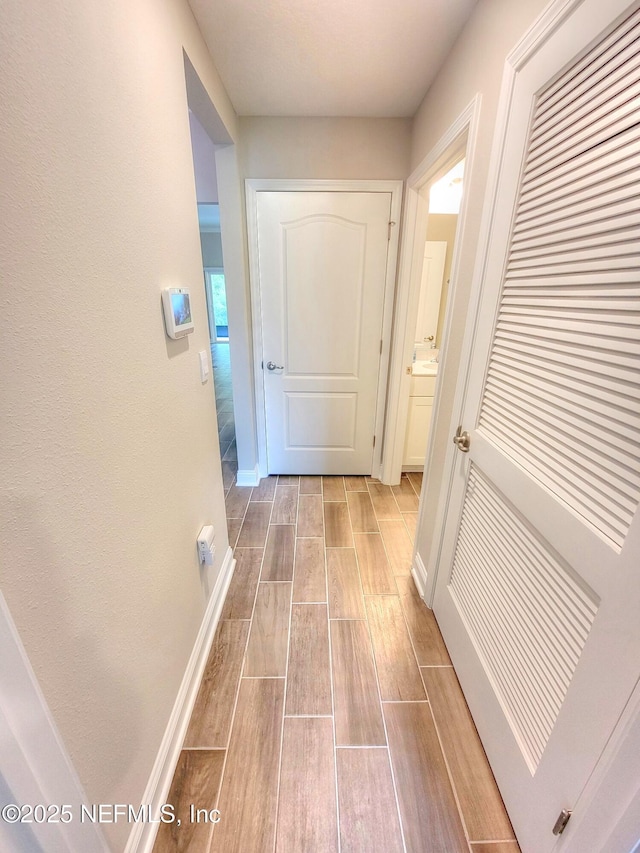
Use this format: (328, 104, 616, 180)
(409, 0, 550, 585)
(200, 231, 224, 267)
(189, 111, 219, 203)
(0, 0, 237, 849)
(239, 116, 412, 179)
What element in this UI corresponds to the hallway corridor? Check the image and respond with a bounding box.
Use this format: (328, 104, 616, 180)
(155, 474, 519, 853)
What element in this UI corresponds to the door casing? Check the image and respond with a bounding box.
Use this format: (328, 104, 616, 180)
(246, 179, 403, 480)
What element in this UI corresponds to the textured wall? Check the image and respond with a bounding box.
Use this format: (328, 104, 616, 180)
(189, 111, 219, 203)
(239, 116, 412, 179)
(0, 0, 235, 848)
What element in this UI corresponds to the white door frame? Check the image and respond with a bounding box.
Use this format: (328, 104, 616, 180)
(381, 96, 481, 497)
(0, 592, 108, 852)
(246, 179, 403, 480)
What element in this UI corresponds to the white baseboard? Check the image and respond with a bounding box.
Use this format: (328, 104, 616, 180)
(412, 551, 428, 601)
(235, 466, 260, 487)
(125, 546, 235, 853)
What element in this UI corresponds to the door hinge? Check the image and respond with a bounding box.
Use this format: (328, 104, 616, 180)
(380, 339, 383, 354)
(552, 809, 572, 836)
(388, 220, 396, 241)
(373, 435, 376, 448)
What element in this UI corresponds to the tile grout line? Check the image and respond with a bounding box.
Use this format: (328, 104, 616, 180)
(420, 670, 474, 851)
(365, 477, 413, 581)
(283, 714, 333, 719)
(391, 567, 474, 849)
(225, 466, 249, 548)
(324, 477, 343, 853)
(342, 487, 367, 616)
(208, 482, 274, 851)
(241, 675, 285, 680)
(205, 554, 257, 853)
(352, 491, 408, 853)
(364, 627, 409, 853)
(270, 478, 298, 853)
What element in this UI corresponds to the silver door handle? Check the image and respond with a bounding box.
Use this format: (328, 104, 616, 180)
(266, 361, 284, 371)
(453, 426, 470, 452)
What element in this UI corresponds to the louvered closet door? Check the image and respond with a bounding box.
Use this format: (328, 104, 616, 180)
(433, 3, 640, 851)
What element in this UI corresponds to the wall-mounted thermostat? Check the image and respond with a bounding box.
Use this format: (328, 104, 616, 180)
(162, 287, 194, 339)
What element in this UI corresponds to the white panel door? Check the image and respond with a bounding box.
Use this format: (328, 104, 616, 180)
(255, 191, 392, 474)
(433, 3, 640, 851)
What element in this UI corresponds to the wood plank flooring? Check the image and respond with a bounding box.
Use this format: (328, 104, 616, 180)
(156, 473, 519, 853)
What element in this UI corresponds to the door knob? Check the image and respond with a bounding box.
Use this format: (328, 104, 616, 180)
(453, 425, 471, 452)
(266, 361, 284, 371)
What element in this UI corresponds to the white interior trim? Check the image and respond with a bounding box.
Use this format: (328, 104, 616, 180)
(411, 552, 428, 600)
(381, 96, 481, 492)
(125, 546, 235, 853)
(0, 593, 109, 852)
(245, 178, 403, 480)
(235, 466, 260, 488)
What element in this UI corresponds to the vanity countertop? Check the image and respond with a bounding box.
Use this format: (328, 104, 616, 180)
(412, 359, 439, 377)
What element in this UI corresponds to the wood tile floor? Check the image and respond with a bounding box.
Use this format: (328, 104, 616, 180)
(155, 473, 520, 853)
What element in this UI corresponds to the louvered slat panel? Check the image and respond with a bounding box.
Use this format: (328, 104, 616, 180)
(533, 6, 640, 120)
(529, 46, 640, 158)
(450, 466, 599, 771)
(479, 11, 640, 549)
(484, 373, 640, 476)
(513, 197, 640, 242)
(521, 123, 640, 200)
(490, 346, 640, 422)
(511, 213, 639, 253)
(531, 27, 640, 146)
(495, 319, 640, 356)
(479, 8, 640, 550)
(493, 329, 640, 380)
(482, 385, 639, 510)
(485, 366, 640, 451)
(524, 96, 640, 181)
(518, 142, 640, 217)
(507, 257, 640, 277)
(516, 169, 640, 229)
(509, 240, 640, 270)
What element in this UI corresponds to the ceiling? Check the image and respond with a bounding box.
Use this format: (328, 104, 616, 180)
(188, 0, 478, 118)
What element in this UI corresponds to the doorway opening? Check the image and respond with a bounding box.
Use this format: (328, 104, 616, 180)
(196, 201, 236, 468)
(402, 158, 465, 474)
(204, 267, 229, 340)
(188, 112, 237, 472)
